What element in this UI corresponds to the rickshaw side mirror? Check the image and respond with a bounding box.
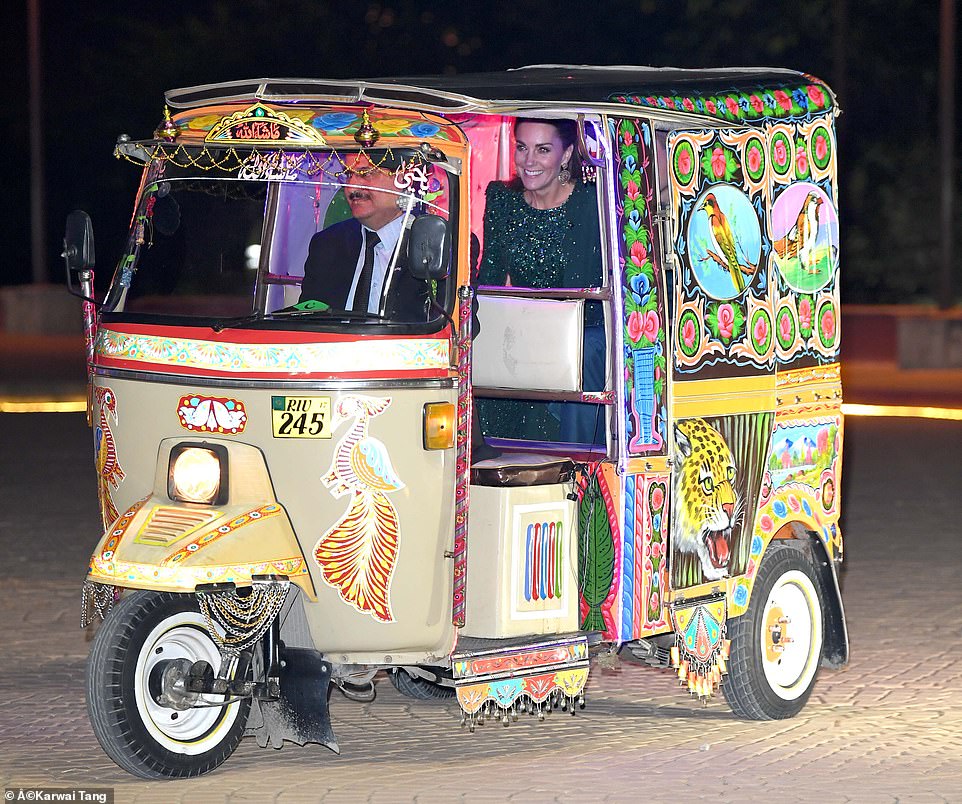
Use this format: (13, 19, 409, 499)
(62, 210, 99, 305)
(407, 214, 450, 281)
(63, 210, 95, 272)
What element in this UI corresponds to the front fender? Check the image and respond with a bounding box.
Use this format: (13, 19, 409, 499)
(87, 494, 315, 598)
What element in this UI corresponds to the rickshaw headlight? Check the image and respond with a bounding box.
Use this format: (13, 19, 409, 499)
(423, 402, 455, 450)
(168, 444, 228, 505)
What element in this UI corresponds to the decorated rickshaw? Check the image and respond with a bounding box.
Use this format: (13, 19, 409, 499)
(64, 66, 847, 779)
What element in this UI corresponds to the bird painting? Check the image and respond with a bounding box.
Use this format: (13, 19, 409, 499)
(773, 191, 824, 274)
(697, 192, 758, 294)
(314, 395, 404, 623)
(93, 386, 125, 531)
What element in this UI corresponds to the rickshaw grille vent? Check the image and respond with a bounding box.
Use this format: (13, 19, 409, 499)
(134, 506, 221, 546)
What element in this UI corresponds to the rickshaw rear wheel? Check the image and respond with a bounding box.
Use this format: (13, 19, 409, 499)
(86, 590, 250, 779)
(388, 667, 455, 700)
(723, 544, 824, 720)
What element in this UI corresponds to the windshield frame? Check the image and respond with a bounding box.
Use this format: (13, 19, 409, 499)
(101, 144, 459, 336)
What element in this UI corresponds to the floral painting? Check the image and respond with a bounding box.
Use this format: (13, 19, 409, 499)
(614, 118, 667, 455)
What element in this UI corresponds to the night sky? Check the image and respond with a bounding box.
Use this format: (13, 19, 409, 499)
(1, 0, 957, 303)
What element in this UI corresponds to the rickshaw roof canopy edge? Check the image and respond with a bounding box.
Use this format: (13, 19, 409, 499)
(164, 65, 838, 126)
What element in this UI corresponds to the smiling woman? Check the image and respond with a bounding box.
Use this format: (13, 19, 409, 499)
(478, 118, 599, 290)
(476, 117, 604, 443)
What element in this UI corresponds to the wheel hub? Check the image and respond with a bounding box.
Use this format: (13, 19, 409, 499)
(153, 658, 201, 711)
(764, 605, 794, 662)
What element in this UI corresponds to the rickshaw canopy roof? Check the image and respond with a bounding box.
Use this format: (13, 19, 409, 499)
(165, 65, 837, 127)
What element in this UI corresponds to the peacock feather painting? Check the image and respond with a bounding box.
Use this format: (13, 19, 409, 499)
(314, 395, 404, 623)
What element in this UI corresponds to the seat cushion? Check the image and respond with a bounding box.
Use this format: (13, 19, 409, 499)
(470, 452, 576, 487)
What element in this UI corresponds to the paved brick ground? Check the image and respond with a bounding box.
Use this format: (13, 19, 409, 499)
(1, 414, 961, 803)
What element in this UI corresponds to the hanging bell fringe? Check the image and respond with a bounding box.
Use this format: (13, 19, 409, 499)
(669, 594, 730, 702)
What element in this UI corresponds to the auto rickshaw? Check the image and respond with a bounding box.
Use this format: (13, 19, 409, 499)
(64, 66, 848, 779)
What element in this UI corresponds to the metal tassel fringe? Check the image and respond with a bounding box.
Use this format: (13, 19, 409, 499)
(81, 581, 117, 628)
(459, 689, 586, 733)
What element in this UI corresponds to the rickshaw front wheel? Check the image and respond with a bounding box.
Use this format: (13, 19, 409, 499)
(86, 590, 250, 779)
(723, 544, 825, 720)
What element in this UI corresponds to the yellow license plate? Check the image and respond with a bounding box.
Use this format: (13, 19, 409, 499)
(271, 396, 332, 438)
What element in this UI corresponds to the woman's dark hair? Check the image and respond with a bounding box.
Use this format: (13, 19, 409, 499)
(513, 117, 583, 184)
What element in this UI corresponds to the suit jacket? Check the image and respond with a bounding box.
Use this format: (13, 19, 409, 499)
(300, 218, 430, 320)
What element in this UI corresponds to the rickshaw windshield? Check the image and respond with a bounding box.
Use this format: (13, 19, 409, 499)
(104, 147, 456, 330)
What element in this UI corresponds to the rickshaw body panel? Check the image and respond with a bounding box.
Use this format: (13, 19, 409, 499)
(88, 323, 460, 660)
(546, 92, 844, 655)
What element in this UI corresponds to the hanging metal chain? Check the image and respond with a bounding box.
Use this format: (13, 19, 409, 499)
(80, 581, 117, 628)
(196, 579, 290, 652)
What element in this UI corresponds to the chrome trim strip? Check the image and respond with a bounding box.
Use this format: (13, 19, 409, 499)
(93, 366, 455, 392)
(474, 386, 612, 404)
(476, 285, 611, 301)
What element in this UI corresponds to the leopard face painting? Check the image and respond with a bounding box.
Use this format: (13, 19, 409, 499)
(672, 418, 741, 581)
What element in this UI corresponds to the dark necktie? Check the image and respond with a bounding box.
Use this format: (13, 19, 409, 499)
(354, 230, 380, 312)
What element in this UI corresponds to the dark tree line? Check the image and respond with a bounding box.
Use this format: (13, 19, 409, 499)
(1, 0, 958, 304)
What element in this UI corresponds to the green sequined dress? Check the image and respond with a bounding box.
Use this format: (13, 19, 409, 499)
(476, 180, 603, 442)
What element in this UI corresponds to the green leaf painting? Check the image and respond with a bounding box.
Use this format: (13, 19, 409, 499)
(578, 474, 615, 632)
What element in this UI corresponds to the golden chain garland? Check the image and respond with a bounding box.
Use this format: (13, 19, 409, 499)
(115, 142, 408, 180)
(196, 580, 290, 653)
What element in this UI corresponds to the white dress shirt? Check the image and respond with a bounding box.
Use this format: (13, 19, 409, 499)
(345, 215, 405, 314)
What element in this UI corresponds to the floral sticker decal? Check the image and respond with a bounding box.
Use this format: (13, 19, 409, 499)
(645, 480, 668, 626)
(314, 112, 360, 132)
(617, 119, 666, 454)
(744, 136, 766, 184)
(673, 139, 696, 186)
(811, 124, 833, 171)
(797, 296, 814, 338)
(817, 301, 838, 348)
(611, 80, 833, 124)
(776, 305, 797, 351)
(701, 143, 740, 183)
(795, 138, 811, 179)
(751, 308, 772, 355)
(678, 309, 701, 358)
(770, 131, 793, 177)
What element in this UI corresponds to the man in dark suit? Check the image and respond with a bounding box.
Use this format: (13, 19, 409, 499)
(300, 153, 430, 320)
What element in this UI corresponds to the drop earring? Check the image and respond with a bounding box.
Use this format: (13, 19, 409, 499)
(558, 162, 571, 184)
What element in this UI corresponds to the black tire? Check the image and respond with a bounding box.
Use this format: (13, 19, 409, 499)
(723, 544, 824, 720)
(388, 668, 455, 701)
(86, 590, 250, 779)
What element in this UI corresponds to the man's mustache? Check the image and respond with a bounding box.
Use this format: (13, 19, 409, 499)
(347, 189, 373, 202)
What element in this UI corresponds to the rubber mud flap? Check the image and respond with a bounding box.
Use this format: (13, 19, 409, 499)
(247, 647, 339, 753)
